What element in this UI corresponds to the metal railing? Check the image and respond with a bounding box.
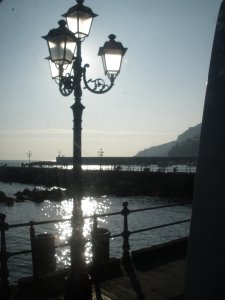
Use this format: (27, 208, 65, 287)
(0, 201, 191, 299)
(0, 163, 196, 173)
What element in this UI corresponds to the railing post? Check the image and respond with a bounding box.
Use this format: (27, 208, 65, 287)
(91, 215, 102, 300)
(92, 214, 98, 264)
(29, 221, 38, 278)
(121, 202, 146, 300)
(121, 201, 130, 259)
(0, 213, 10, 300)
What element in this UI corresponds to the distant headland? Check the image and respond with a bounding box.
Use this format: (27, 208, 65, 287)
(135, 124, 201, 157)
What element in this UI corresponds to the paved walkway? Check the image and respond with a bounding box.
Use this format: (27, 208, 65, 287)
(11, 238, 188, 300)
(12, 258, 186, 300)
(100, 259, 186, 300)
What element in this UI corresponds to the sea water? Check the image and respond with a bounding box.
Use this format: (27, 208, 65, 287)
(0, 181, 191, 282)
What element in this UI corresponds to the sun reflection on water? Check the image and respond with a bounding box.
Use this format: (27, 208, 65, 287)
(53, 196, 111, 266)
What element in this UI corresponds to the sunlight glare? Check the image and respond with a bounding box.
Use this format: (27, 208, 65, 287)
(54, 196, 111, 265)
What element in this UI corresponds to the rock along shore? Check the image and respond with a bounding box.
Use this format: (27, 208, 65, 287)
(0, 187, 67, 206)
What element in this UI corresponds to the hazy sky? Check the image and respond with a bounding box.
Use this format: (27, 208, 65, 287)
(0, 0, 222, 160)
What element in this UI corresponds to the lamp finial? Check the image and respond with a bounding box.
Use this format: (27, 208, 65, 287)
(108, 34, 116, 41)
(58, 20, 67, 27)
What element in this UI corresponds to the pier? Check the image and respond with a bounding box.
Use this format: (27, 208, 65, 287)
(24, 156, 197, 172)
(55, 156, 197, 168)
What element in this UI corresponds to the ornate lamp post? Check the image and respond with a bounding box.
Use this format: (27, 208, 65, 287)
(42, 1, 127, 299)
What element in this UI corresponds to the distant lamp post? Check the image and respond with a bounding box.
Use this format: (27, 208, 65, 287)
(42, 1, 127, 299)
(27, 151, 32, 165)
(98, 148, 104, 170)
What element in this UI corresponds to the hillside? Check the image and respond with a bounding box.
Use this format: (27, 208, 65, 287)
(176, 124, 201, 143)
(135, 141, 176, 157)
(135, 124, 201, 157)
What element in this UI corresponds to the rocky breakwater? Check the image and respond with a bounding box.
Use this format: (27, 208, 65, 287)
(0, 167, 195, 198)
(0, 188, 67, 206)
(0, 191, 16, 206)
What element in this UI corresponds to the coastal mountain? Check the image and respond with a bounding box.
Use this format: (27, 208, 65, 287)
(176, 123, 201, 143)
(135, 123, 201, 157)
(135, 141, 176, 157)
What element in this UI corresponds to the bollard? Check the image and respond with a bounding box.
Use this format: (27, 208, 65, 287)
(95, 228, 110, 263)
(34, 233, 56, 275)
(92, 219, 110, 265)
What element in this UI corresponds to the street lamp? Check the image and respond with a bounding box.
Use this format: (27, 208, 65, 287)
(98, 148, 104, 170)
(42, 1, 127, 299)
(27, 151, 32, 165)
